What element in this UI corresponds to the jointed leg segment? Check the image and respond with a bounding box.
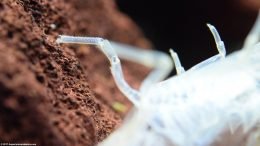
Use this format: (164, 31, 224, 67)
(207, 24, 226, 57)
(56, 35, 141, 105)
(169, 24, 226, 74)
(188, 24, 226, 71)
(109, 41, 173, 92)
(56, 24, 226, 106)
(57, 35, 174, 101)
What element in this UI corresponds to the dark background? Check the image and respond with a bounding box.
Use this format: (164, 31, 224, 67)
(116, 0, 258, 69)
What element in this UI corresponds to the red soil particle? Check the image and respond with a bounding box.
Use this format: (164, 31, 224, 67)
(0, 0, 151, 145)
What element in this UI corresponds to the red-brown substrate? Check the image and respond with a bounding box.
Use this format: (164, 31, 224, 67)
(0, 0, 151, 145)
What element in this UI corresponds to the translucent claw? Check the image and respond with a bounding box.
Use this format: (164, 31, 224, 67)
(189, 24, 226, 71)
(169, 49, 185, 75)
(207, 23, 226, 57)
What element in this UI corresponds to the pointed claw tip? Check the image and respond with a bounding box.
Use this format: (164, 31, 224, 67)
(206, 23, 214, 29)
(169, 48, 176, 54)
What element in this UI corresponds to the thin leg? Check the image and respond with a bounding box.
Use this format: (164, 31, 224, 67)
(109, 41, 173, 92)
(243, 10, 260, 49)
(56, 35, 140, 106)
(189, 24, 226, 71)
(169, 49, 185, 75)
(207, 24, 226, 57)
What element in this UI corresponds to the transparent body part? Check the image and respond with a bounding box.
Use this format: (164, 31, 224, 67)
(57, 21, 260, 146)
(109, 41, 173, 92)
(97, 23, 260, 146)
(99, 42, 260, 146)
(56, 24, 224, 105)
(207, 23, 226, 57)
(56, 36, 140, 105)
(56, 35, 173, 105)
(169, 24, 226, 75)
(169, 49, 185, 75)
(188, 24, 226, 71)
(243, 10, 260, 49)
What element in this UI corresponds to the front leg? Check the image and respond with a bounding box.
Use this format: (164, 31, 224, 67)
(56, 36, 141, 105)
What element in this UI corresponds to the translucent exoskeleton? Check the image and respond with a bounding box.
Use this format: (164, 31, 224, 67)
(56, 35, 173, 105)
(56, 24, 225, 105)
(56, 11, 260, 146)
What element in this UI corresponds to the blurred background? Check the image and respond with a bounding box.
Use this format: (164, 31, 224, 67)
(116, 0, 260, 69)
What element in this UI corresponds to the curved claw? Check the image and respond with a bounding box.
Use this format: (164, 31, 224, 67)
(169, 49, 185, 75)
(207, 23, 226, 58)
(188, 24, 226, 71)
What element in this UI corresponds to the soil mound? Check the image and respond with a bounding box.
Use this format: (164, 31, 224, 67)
(0, 0, 150, 145)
